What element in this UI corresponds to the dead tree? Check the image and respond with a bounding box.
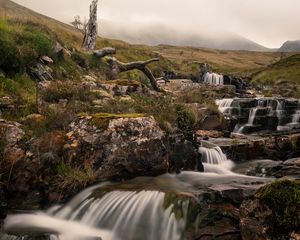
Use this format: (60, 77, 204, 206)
(107, 57, 161, 91)
(94, 47, 116, 58)
(82, 0, 98, 52)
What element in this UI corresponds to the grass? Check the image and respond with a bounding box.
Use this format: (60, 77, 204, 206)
(252, 54, 300, 97)
(56, 161, 95, 191)
(0, 19, 53, 74)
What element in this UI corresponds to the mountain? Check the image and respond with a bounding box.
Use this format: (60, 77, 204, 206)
(100, 20, 270, 52)
(278, 40, 300, 52)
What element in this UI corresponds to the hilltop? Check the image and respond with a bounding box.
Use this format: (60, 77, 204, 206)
(278, 40, 300, 53)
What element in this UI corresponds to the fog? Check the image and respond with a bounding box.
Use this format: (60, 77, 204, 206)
(13, 0, 300, 48)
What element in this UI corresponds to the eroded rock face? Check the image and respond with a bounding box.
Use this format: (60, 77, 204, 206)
(68, 116, 169, 179)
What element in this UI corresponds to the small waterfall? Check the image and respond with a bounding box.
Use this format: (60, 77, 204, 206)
(216, 98, 234, 114)
(199, 143, 234, 175)
(216, 98, 300, 134)
(292, 110, 300, 123)
(4, 191, 186, 240)
(248, 108, 258, 125)
(203, 72, 224, 85)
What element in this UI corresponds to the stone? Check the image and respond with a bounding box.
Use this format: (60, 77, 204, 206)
(240, 180, 300, 240)
(69, 115, 169, 179)
(40, 56, 54, 64)
(168, 140, 203, 173)
(29, 63, 54, 81)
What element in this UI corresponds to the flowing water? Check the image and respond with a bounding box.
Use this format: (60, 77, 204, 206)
(2, 143, 270, 240)
(203, 72, 224, 85)
(216, 98, 300, 133)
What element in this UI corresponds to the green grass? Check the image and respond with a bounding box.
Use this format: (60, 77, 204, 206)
(0, 19, 53, 74)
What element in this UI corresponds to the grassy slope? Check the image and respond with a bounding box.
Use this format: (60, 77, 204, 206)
(252, 54, 300, 97)
(0, 0, 286, 76)
(0, 0, 298, 99)
(154, 45, 285, 77)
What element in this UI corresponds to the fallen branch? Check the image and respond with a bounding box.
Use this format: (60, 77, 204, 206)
(94, 47, 116, 58)
(107, 57, 161, 91)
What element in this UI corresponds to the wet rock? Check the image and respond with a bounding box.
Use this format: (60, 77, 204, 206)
(240, 180, 300, 240)
(168, 140, 203, 173)
(69, 115, 168, 180)
(0, 188, 7, 227)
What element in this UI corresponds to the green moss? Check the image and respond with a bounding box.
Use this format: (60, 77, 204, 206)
(257, 180, 300, 234)
(88, 113, 146, 129)
(110, 79, 141, 88)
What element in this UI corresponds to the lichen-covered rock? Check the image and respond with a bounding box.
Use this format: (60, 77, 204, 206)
(240, 180, 300, 240)
(68, 114, 169, 179)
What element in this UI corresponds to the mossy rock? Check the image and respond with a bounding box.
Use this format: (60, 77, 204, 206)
(82, 113, 146, 130)
(110, 79, 141, 88)
(256, 179, 300, 234)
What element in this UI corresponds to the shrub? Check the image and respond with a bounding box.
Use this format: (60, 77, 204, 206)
(176, 105, 196, 132)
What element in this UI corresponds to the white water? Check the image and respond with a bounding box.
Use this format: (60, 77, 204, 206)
(203, 72, 224, 85)
(4, 191, 185, 240)
(216, 98, 300, 133)
(1, 144, 261, 240)
(216, 98, 234, 114)
(199, 145, 235, 175)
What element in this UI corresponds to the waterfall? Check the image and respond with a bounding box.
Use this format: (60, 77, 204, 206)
(4, 191, 186, 240)
(216, 98, 300, 134)
(216, 98, 234, 114)
(203, 72, 224, 85)
(292, 110, 300, 123)
(248, 108, 258, 125)
(199, 143, 234, 175)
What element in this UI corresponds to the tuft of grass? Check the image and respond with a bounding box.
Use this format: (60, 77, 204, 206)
(56, 162, 95, 191)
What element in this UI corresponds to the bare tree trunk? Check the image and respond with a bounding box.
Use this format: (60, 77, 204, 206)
(107, 57, 161, 91)
(82, 0, 98, 52)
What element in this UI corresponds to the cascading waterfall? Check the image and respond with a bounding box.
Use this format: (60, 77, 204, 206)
(199, 143, 235, 175)
(203, 72, 224, 85)
(3, 190, 186, 240)
(216, 98, 300, 134)
(216, 98, 234, 114)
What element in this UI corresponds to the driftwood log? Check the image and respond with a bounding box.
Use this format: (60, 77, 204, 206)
(107, 57, 160, 91)
(94, 47, 116, 58)
(82, 0, 98, 52)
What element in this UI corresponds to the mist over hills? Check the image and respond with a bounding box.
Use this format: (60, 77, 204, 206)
(100, 20, 270, 52)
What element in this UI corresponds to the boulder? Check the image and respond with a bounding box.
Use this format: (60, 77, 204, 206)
(240, 180, 300, 240)
(68, 115, 169, 179)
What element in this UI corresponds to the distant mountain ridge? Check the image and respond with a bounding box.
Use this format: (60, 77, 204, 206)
(278, 40, 300, 52)
(100, 20, 270, 52)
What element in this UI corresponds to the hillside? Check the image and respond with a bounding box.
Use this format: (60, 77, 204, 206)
(0, 0, 285, 77)
(252, 54, 300, 97)
(278, 40, 300, 52)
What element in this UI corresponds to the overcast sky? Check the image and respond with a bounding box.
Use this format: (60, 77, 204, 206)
(13, 0, 300, 48)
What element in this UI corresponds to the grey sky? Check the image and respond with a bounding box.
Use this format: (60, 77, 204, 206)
(13, 0, 300, 48)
